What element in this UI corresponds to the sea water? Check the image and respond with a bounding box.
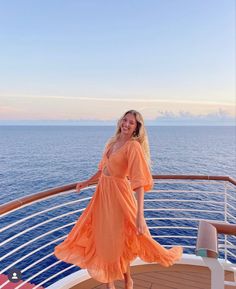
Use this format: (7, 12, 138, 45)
(0, 125, 235, 286)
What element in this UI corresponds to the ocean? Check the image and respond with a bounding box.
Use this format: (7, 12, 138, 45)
(0, 125, 235, 287)
(1, 126, 235, 204)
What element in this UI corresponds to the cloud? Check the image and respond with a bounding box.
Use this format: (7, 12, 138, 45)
(153, 108, 236, 124)
(0, 105, 24, 114)
(0, 94, 234, 106)
(0, 94, 235, 123)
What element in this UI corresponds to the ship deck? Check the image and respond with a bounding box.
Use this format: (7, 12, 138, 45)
(70, 263, 236, 289)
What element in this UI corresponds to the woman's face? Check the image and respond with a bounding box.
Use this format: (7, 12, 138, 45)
(120, 113, 137, 138)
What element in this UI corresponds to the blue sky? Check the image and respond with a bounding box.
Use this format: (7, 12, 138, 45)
(0, 0, 235, 124)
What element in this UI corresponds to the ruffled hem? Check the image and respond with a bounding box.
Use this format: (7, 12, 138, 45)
(54, 217, 183, 283)
(123, 219, 182, 268)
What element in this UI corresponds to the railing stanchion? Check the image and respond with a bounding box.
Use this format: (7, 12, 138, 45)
(224, 182, 228, 261)
(0, 175, 235, 288)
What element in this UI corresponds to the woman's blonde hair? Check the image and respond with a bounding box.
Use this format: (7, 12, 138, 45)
(107, 110, 151, 166)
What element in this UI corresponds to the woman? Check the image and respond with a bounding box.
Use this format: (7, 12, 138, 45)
(54, 110, 182, 289)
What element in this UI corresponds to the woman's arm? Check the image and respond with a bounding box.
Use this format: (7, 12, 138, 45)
(134, 186, 147, 235)
(76, 170, 102, 192)
(135, 186, 144, 216)
(85, 170, 102, 185)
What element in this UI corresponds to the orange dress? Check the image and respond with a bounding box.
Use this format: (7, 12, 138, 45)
(54, 140, 182, 283)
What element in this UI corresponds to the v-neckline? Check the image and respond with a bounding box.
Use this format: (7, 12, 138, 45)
(106, 140, 130, 160)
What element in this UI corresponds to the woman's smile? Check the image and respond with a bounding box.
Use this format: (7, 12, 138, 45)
(120, 113, 137, 136)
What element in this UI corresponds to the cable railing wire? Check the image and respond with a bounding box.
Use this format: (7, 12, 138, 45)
(0, 176, 235, 288)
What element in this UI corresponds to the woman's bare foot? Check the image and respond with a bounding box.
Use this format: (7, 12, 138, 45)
(125, 278, 133, 289)
(106, 281, 116, 289)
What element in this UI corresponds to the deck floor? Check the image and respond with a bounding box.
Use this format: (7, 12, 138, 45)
(71, 263, 236, 289)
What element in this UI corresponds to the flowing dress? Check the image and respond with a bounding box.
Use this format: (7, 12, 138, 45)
(54, 140, 182, 283)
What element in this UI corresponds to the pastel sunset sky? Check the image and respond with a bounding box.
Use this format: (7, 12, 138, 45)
(0, 0, 235, 124)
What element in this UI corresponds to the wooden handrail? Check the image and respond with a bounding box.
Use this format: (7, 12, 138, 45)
(0, 175, 235, 215)
(0, 182, 77, 216)
(196, 220, 236, 258)
(153, 175, 236, 185)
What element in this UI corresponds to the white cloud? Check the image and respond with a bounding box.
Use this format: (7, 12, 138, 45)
(0, 94, 235, 121)
(0, 94, 234, 106)
(153, 109, 236, 123)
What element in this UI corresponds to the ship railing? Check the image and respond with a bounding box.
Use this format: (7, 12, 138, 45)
(196, 220, 236, 289)
(0, 175, 235, 289)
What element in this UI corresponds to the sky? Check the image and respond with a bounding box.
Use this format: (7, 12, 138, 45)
(0, 0, 235, 125)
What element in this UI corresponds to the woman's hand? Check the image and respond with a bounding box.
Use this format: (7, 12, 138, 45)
(75, 171, 101, 193)
(136, 214, 147, 235)
(76, 181, 88, 193)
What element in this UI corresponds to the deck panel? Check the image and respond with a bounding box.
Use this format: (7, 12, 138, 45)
(70, 263, 235, 289)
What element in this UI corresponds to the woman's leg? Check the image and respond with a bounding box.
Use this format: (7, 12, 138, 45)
(123, 263, 133, 289)
(105, 262, 133, 289)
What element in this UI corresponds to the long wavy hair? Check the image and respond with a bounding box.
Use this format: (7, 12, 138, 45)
(106, 110, 151, 166)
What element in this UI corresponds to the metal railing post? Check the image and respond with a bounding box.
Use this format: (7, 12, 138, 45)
(203, 258, 224, 289)
(224, 182, 228, 261)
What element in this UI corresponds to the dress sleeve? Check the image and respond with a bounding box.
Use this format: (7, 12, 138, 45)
(127, 141, 154, 192)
